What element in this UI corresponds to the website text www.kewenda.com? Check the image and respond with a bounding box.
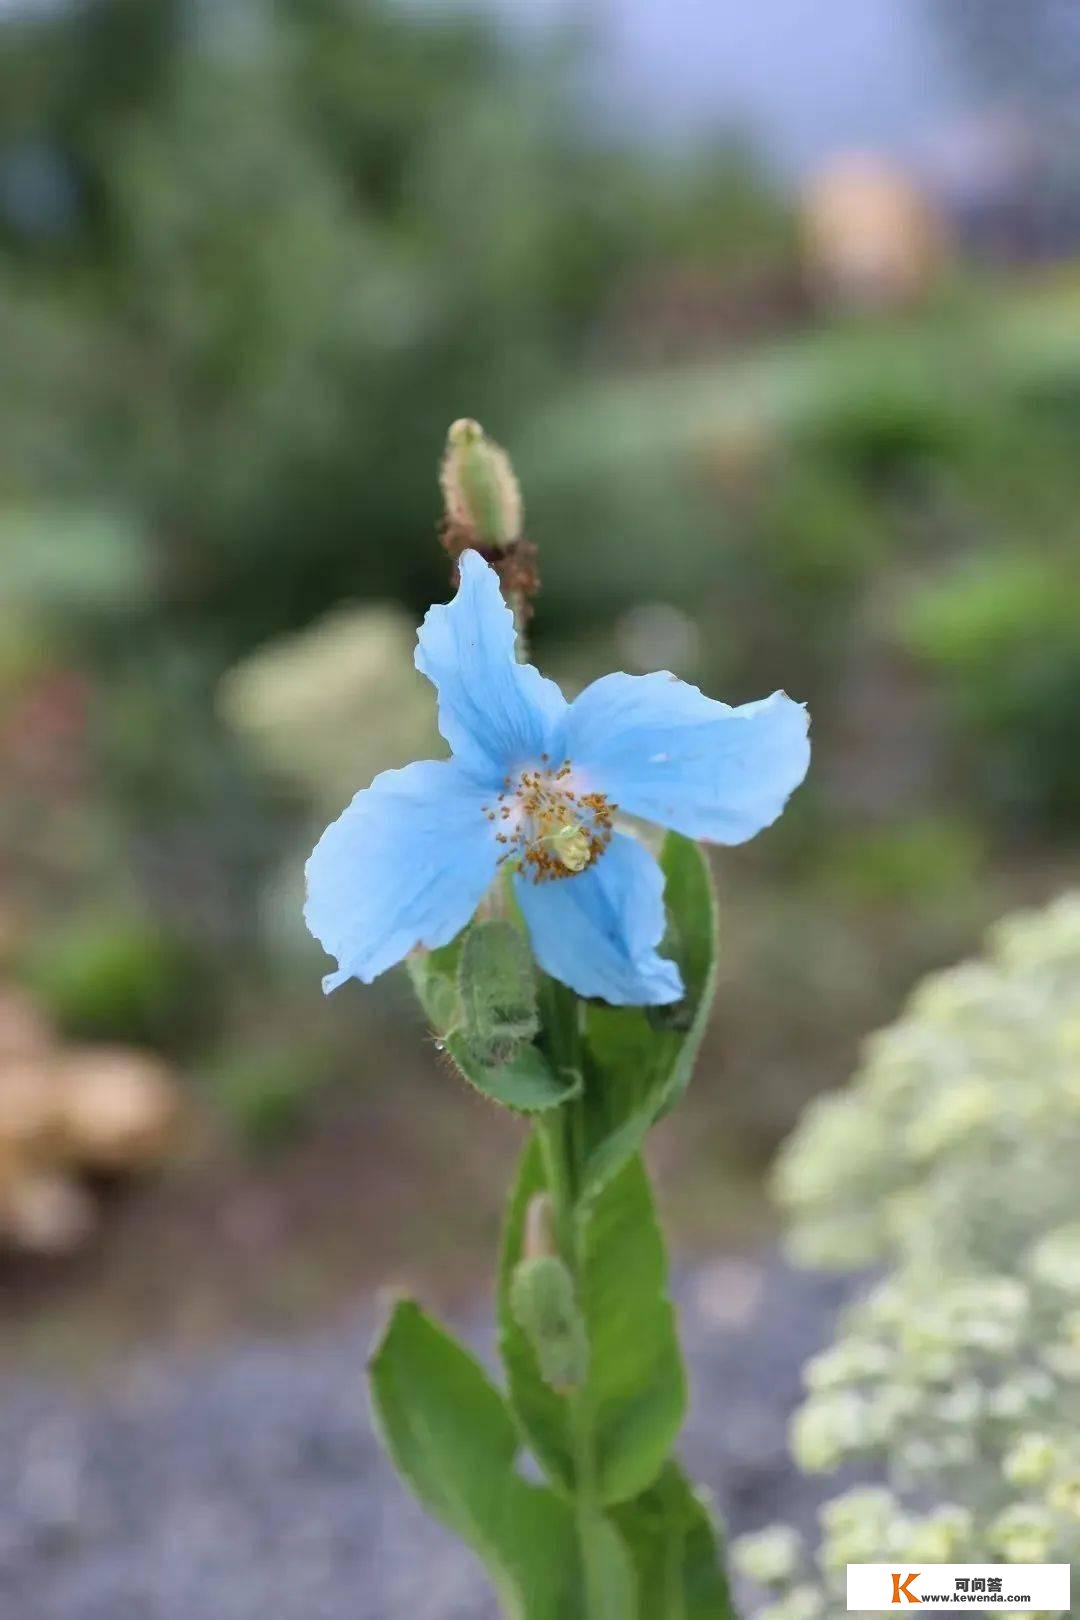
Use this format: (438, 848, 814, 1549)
(917, 1591, 1031, 1606)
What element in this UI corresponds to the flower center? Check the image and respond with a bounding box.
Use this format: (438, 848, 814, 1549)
(483, 758, 614, 882)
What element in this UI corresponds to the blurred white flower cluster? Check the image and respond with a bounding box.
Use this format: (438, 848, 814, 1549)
(218, 605, 442, 961)
(219, 604, 438, 812)
(733, 893, 1080, 1620)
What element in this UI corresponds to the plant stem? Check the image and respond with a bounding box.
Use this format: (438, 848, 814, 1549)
(570, 1380, 607, 1620)
(536, 984, 609, 1619)
(535, 1109, 573, 1258)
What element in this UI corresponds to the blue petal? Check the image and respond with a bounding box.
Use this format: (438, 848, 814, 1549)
(415, 550, 566, 781)
(305, 758, 498, 991)
(564, 673, 809, 844)
(514, 831, 683, 1006)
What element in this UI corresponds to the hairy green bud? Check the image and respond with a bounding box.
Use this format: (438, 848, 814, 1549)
(456, 920, 538, 1070)
(440, 419, 523, 551)
(510, 1255, 588, 1394)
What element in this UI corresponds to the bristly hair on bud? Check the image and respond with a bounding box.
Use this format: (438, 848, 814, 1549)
(439, 418, 539, 629)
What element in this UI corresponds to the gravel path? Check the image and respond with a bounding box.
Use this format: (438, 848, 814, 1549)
(0, 1256, 854, 1620)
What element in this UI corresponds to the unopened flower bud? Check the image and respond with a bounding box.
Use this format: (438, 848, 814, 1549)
(457, 920, 538, 1070)
(510, 1253, 588, 1394)
(440, 419, 523, 551)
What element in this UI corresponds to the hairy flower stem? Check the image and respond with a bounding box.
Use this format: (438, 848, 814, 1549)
(535, 983, 611, 1620)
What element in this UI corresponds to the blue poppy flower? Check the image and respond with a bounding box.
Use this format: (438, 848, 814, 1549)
(305, 551, 809, 1006)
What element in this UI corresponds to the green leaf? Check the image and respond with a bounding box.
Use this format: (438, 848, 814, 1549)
(587, 1516, 640, 1620)
(409, 927, 578, 1112)
(499, 1142, 686, 1505)
(406, 936, 463, 1032)
(612, 1463, 737, 1620)
(369, 1299, 581, 1620)
(581, 832, 717, 1195)
(446, 1033, 581, 1112)
(582, 1154, 687, 1502)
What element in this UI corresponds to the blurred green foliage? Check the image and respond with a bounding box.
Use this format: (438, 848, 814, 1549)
(528, 283, 1080, 825)
(204, 1038, 329, 1153)
(900, 549, 1080, 825)
(19, 910, 214, 1053)
(814, 816, 985, 907)
(0, 0, 788, 654)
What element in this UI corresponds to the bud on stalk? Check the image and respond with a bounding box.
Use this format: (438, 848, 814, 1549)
(439, 419, 538, 637)
(510, 1249, 589, 1395)
(441, 419, 522, 550)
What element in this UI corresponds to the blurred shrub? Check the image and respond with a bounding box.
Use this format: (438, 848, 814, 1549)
(805, 363, 966, 479)
(203, 1039, 329, 1154)
(899, 550, 1080, 824)
(0, 506, 152, 724)
(531, 285, 1080, 849)
(0, 0, 789, 658)
(18, 911, 212, 1053)
(733, 894, 1080, 1616)
(0, 507, 152, 624)
(813, 815, 985, 906)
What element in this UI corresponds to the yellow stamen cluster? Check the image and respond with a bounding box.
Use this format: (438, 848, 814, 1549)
(482, 757, 614, 883)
